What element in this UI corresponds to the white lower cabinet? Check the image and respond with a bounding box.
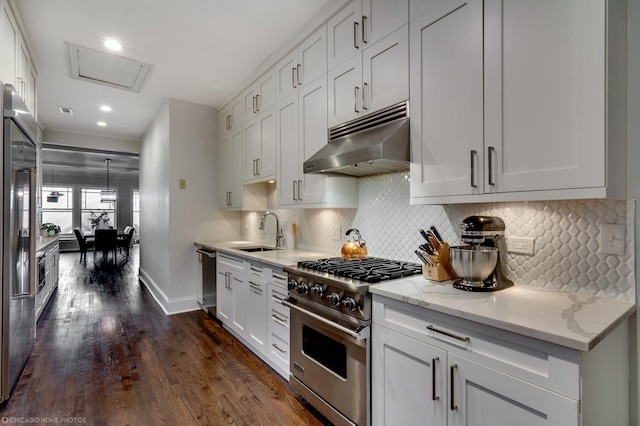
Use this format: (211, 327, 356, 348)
(266, 270, 290, 378)
(216, 253, 245, 327)
(372, 295, 628, 426)
(216, 253, 290, 379)
(246, 263, 267, 355)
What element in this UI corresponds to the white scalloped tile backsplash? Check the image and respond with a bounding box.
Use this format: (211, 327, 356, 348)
(241, 172, 635, 302)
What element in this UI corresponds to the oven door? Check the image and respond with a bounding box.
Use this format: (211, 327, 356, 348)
(286, 298, 368, 426)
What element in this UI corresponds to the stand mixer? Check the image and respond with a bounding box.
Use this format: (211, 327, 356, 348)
(452, 215, 514, 292)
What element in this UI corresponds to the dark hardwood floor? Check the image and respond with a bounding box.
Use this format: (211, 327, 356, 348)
(0, 247, 328, 425)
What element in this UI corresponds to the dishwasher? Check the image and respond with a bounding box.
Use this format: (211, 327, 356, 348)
(196, 248, 217, 318)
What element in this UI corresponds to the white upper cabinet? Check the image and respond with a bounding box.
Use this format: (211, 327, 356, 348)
(243, 107, 276, 183)
(218, 95, 244, 138)
(411, 0, 627, 204)
(1, 5, 17, 89)
(328, 0, 408, 70)
(243, 69, 276, 122)
(276, 25, 327, 102)
(409, 1, 483, 199)
(276, 76, 358, 208)
(1, 2, 37, 116)
(328, 24, 408, 127)
(362, 0, 409, 46)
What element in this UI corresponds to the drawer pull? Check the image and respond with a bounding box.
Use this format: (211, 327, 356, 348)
(272, 314, 288, 327)
(427, 325, 470, 343)
(249, 281, 262, 290)
(271, 294, 286, 303)
(450, 364, 458, 411)
(432, 357, 439, 401)
(272, 343, 287, 354)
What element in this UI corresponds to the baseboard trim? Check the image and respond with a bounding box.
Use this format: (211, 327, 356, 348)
(138, 267, 200, 315)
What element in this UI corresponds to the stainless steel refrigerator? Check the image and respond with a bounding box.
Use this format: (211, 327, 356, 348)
(1, 83, 38, 403)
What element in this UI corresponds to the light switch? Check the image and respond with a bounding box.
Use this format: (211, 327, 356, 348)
(179, 179, 186, 189)
(599, 224, 625, 255)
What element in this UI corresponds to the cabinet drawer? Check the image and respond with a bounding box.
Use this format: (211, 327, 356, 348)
(269, 330, 290, 371)
(373, 295, 580, 399)
(218, 253, 245, 272)
(270, 270, 288, 289)
(268, 282, 288, 306)
(269, 304, 290, 333)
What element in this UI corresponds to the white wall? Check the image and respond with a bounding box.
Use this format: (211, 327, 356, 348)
(139, 101, 171, 305)
(43, 129, 141, 154)
(139, 98, 241, 314)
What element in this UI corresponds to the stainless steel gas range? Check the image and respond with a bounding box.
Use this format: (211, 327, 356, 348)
(283, 257, 422, 426)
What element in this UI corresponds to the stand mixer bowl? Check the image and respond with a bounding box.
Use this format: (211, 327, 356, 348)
(449, 246, 499, 285)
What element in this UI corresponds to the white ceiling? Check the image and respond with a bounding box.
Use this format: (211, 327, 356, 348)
(14, 0, 333, 143)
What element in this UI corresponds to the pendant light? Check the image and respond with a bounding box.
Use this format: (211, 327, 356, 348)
(100, 158, 116, 203)
(46, 168, 64, 203)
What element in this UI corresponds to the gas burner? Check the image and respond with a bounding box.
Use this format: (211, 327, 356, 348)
(298, 257, 422, 283)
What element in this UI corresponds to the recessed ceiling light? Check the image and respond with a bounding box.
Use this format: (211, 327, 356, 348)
(96, 121, 107, 127)
(104, 39, 122, 51)
(58, 106, 74, 115)
(99, 105, 112, 112)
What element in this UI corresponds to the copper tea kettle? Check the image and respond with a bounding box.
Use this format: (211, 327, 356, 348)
(341, 228, 368, 259)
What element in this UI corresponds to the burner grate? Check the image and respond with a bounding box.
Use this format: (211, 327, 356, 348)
(298, 257, 422, 283)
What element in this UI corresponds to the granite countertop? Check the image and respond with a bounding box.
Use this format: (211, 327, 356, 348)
(369, 276, 636, 352)
(194, 240, 334, 269)
(36, 235, 60, 253)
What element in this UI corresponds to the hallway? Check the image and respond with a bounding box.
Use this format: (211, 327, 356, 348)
(0, 247, 326, 425)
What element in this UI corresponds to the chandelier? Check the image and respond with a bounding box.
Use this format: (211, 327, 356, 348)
(100, 158, 116, 203)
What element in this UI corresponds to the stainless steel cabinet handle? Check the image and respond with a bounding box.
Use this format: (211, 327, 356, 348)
(488, 146, 496, 186)
(297, 180, 302, 200)
(354, 86, 360, 113)
(293, 180, 297, 200)
(256, 94, 260, 112)
(296, 64, 302, 86)
(353, 21, 359, 49)
(427, 325, 470, 342)
(363, 82, 368, 110)
(271, 294, 286, 303)
(249, 281, 262, 290)
(292, 67, 297, 89)
(470, 150, 477, 188)
(450, 364, 458, 411)
(256, 158, 260, 175)
(272, 314, 288, 327)
(226, 115, 231, 130)
(362, 15, 368, 44)
(272, 343, 287, 354)
(432, 357, 439, 401)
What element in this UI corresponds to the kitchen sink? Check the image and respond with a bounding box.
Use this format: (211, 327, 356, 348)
(233, 246, 281, 252)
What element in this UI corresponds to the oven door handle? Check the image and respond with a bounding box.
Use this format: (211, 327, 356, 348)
(281, 298, 370, 341)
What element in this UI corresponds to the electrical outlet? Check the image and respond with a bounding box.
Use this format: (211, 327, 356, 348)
(506, 237, 534, 255)
(599, 224, 625, 255)
(332, 225, 342, 241)
(179, 179, 186, 189)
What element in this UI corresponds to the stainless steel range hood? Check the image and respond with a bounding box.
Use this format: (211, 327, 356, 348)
(303, 101, 409, 177)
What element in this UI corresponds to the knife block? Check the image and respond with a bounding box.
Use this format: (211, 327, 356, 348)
(421, 243, 458, 282)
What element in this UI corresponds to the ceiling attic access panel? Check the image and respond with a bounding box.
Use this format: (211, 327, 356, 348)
(65, 42, 152, 92)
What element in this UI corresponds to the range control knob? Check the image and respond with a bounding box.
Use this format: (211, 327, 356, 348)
(342, 297, 358, 312)
(327, 292, 341, 306)
(296, 282, 309, 295)
(288, 279, 298, 291)
(310, 284, 325, 298)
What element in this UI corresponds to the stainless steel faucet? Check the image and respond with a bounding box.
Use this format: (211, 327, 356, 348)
(259, 212, 284, 248)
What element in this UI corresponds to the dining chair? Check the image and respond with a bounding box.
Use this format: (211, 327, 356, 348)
(73, 227, 95, 265)
(117, 226, 135, 260)
(94, 229, 118, 265)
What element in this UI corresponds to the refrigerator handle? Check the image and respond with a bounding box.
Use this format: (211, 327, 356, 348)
(29, 167, 36, 296)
